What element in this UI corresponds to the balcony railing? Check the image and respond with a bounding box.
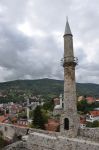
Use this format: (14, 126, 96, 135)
(61, 56, 78, 67)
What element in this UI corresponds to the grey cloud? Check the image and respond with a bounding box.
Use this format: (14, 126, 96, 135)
(0, 23, 63, 81)
(0, 0, 98, 83)
(0, 24, 33, 70)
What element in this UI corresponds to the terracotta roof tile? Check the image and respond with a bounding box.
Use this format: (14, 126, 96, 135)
(89, 111, 99, 117)
(0, 116, 6, 122)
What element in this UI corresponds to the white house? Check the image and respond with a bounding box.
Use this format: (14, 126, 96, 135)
(86, 111, 99, 122)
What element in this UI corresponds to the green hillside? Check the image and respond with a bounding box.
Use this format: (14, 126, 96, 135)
(0, 79, 63, 97)
(0, 78, 99, 100)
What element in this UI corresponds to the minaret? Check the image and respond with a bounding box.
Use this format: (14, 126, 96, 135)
(59, 94, 63, 109)
(60, 19, 79, 137)
(27, 97, 30, 121)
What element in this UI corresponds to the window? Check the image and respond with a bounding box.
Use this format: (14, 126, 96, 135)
(64, 118, 69, 130)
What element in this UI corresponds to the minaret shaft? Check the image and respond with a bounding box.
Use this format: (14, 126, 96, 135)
(64, 35, 74, 62)
(60, 20, 79, 138)
(64, 66, 76, 112)
(64, 34, 76, 112)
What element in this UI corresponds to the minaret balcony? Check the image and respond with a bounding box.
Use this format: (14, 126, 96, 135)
(61, 56, 78, 67)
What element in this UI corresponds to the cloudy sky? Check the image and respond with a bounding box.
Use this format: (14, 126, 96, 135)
(0, 0, 99, 83)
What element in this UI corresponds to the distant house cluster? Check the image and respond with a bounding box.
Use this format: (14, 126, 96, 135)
(0, 95, 44, 127)
(78, 96, 99, 128)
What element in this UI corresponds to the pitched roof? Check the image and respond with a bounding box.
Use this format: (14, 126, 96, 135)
(89, 111, 99, 117)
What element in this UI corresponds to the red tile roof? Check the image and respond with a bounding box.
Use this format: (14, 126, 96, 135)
(86, 97, 95, 104)
(86, 97, 94, 101)
(89, 111, 99, 117)
(0, 116, 6, 123)
(45, 119, 60, 131)
(80, 117, 86, 124)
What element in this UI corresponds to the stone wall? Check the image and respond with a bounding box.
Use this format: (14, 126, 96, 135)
(79, 127, 99, 141)
(3, 131, 99, 150)
(1, 123, 99, 141)
(26, 132, 99, 150)
(3, 141, 28, 150)
(0, 123, 60, 140)
(0, 123, 28, 139)
(1, 123, 99, 150)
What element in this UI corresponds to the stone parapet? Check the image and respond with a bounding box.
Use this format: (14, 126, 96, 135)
(79, 127, 99, 141)
(26, 132, 99, 150)
(1, 123, 99, 150)
(2, 141, 28, 150)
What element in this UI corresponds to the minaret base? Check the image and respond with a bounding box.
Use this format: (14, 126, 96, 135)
(60, 113, 79, 138)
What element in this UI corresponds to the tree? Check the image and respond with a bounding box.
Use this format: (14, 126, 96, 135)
(43, 99, 54, 111)
(77, 99, 87, 113)
(86, 121, 99, 128)
(33, 106, 46, 129)
(92, 121, 99, 127)
(77, 99, 94, 114)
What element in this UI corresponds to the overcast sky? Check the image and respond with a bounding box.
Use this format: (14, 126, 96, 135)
(0, 0, 99, 83)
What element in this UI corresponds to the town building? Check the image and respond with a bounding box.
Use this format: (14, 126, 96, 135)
(80, 116, 86, 128)
(86, 97, 95, 104)
(86, 110, 99, 122)
(53, 94, 64, 115)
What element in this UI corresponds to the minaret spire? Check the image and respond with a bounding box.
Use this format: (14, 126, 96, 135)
(64, 18, 72, 36)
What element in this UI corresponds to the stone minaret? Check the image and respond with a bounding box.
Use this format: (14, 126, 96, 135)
(59, 94, 63, 109)
(60, 19, 79, 137)
(27, 97, 30, 121)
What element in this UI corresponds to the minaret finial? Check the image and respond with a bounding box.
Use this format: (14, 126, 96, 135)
(64, 17, 72, 36)
(66, 16, 68, 22)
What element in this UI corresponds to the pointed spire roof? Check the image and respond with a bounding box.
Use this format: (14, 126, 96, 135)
(64, 18, 72, 36)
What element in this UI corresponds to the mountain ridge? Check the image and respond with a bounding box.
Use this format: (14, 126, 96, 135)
(0, 78, 99, 97)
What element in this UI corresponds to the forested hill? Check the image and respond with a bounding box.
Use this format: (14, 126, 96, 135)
(0, 78, 99, 97)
